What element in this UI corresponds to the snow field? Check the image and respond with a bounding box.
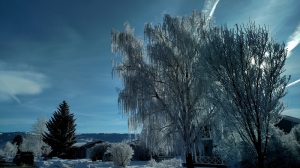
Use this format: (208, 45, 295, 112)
(35, 158, 183, 168)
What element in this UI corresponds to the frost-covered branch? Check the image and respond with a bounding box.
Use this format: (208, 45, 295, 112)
(203, 22, 290, 168)
(111, 12, 215, 167)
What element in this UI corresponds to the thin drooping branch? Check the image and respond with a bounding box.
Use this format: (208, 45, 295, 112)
(111, 12, 215, 164)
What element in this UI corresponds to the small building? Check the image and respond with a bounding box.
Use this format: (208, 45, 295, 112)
(275, 115, 300, 133)
(71, 140, 104, 159)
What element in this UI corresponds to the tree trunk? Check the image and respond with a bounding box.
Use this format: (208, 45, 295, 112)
(256, 142, 265, 168)
(185, 151, 194, 168)
(257, 151, 265, 168)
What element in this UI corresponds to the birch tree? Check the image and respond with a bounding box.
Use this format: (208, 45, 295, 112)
(26, 117, 48, 156)
(202, 23, 290, 168)
(111, 12, 214, 167)
(140, 115, 180, 156)
(32, 116, 47, 137)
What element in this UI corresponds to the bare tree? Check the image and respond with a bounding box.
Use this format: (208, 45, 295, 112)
(111, 12, 214, 167)
(203, 23, 290, 168)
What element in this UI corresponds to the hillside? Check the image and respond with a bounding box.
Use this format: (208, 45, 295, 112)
(0, 132, 137, 149)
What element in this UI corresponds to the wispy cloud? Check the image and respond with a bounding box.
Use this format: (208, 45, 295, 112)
(286, 23, 300, 57)
(202, 0, 220, 19)
(0, 118, 35, 126)
(0, 63, 49, 103)
(287, 79, 300, 87)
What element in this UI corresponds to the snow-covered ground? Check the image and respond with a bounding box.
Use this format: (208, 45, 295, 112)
(35, 158, 183, 168)
(36, 158, 142, 168)
(2, 155, 183, 168)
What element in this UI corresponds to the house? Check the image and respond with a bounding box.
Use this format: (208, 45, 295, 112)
(187, 125, 227, 167)
(275, 115, 300, 133)
(71, 140, 104, 159)
(186, 115, 300, 167)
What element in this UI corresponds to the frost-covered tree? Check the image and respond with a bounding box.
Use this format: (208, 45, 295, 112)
(265, 125, 300, 167)
(33, 116, 47, 137)
(20, 135, 49, 157)
(140, 116, 181, 156)
(32, 117, 48, 156)
(111, 12, 214, 167)
(43, 100, 76, 157)
(19, 117, 49, 157)
(202, 23, 290, 168)
(19, 137, 35, 153)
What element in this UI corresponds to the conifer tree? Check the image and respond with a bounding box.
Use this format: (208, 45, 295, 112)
(43, 100, 76, 157)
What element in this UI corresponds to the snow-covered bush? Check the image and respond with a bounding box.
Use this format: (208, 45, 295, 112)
(290, 124, 300, 144)
(88, 142, 111, 161)
(0, 149, 5, 156)
(3, 141, 17, 157)
(147, 158, 157, 167)
(14, 117, 50, 157)
(106, 142, 134, 167)
(265, 125, 300, 167)
(215, 125, 300, 168)
(239, 142, 257, 167)
(160, 158, 181, 167)
(131, 144, 151, 161)
(147, 158, 181, 168)
(213, 132, 242, 168)
(19, 134, 50, 157)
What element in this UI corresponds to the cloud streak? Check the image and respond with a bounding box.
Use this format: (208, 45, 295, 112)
(209, 0, 220, 18)
(286, 23, 300, 57)
(287, 79, 300, 87)
(202, 0, 220, 19)
(0, 63, 49, 103)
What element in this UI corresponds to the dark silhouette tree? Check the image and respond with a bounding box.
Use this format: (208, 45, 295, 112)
(43, 100, 76, 157)
(12, 134, 23, 153)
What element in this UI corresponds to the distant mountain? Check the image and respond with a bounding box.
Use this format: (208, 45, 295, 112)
(76, 133, 138, 143)
(0, 132, 138, 149)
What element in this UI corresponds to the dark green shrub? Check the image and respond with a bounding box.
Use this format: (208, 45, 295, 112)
(13, 152, 34, 166)
(131, 144, 151, 161)
(89, 142, 111, 161)
(265, 126, 300, 168)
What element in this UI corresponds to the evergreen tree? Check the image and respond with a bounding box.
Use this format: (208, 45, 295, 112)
(43, 100, 76, 157)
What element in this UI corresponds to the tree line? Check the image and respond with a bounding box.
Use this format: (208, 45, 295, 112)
(1, 100, 77, 159)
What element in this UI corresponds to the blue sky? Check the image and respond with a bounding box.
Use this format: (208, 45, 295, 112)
(0, 0, 299, 133)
